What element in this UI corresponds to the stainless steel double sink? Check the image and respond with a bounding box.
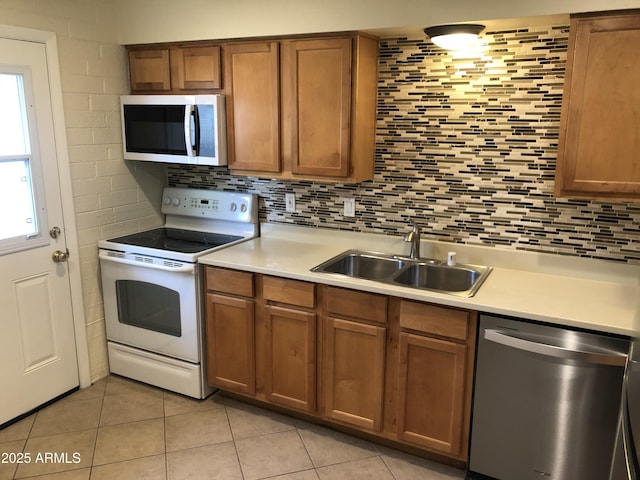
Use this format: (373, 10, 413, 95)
(311, 249, 492, 297)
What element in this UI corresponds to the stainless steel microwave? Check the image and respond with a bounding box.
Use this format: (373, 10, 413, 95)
(120, 94, 227, 166)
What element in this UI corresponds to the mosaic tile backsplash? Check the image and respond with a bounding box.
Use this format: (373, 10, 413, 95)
(169, 24, 640, 263)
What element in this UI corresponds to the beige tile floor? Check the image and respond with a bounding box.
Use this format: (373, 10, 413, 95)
(0, 375, 466, 480)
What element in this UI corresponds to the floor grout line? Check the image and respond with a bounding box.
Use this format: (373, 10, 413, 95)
(88, 381, 107, 478)
(222, 396, 247, 480)
(4, 375, 466, 480)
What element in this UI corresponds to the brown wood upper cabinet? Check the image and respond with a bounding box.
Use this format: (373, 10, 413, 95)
(224, 42, 281, 173)
(281, 38, 352, 177)
(555, 11, 640, 201)
(128, 45, 222, 93)
(225, 34, 379, 182)
(128, 48, 171, 92)
(171, 46, 221, 90)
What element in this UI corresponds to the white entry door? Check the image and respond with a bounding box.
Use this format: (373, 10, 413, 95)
(0, 37, 79, 425)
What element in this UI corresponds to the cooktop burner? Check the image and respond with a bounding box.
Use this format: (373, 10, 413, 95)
(108, 228, 243, 254)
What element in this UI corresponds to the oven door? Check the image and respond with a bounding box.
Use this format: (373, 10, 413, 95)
(99, 250, 200, 363)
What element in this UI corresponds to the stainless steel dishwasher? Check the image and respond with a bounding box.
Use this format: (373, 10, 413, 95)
(467, 314, 629, 480)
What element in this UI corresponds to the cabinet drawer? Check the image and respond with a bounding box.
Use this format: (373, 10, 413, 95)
(263, 276, 315, 308)
(327, 287, 387, 325)
(399, 300, 469, 341)
(206, 267, 254, 297)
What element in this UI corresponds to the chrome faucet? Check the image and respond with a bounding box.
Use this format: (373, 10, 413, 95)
(404, 223, 421, 259)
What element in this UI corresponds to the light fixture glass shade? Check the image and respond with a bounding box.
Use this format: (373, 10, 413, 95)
(424, 24, 485, 51)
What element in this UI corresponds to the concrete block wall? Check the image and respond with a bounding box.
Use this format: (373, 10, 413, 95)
(0, 0, 165, 381)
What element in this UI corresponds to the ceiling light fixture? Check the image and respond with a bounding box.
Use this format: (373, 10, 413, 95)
(424, 24, 485, 51)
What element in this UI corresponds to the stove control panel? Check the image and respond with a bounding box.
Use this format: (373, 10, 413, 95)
(161, 187, 257, 223)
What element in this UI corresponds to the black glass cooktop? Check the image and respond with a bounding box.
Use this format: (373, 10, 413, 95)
(108, 228, 243, 254)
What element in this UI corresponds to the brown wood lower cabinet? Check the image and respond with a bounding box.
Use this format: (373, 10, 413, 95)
(205, 293, 255, 394)
(395, 300, 477, 460)
(397, 332, 467, 455)
(323, 317, 386, 431)
(204, 266, 477, 464)
(264, 305, 316, 412)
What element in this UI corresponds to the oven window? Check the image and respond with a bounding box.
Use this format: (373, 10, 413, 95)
(115, 280, 182, 337)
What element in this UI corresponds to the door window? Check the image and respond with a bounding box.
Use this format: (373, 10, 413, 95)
(0, 71, 46, 254)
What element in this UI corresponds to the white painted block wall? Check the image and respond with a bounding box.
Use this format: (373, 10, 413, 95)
(0, 0, 165, 382)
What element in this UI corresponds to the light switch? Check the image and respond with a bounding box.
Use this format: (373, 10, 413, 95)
(344, 198, 355, 217)
(285, 193, 296, 212)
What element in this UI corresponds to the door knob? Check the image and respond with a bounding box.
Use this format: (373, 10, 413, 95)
(52, 248, 70, 263)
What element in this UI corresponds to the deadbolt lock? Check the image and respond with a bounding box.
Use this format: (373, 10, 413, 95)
(52, 248, 70, 263)
(49, 226, 61, 239)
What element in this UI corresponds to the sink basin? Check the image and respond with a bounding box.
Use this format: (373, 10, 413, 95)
(311, 249, 492, 297)
(392, 262, 490, 296)
(310, 251, 407, 281)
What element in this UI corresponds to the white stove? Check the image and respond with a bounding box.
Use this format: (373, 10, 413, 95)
(100, 187, 258, 262)
(98, 187, 258, 398)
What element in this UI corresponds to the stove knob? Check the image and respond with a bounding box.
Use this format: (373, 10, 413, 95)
(163, 196, 172, 206)
(240, 204, 248, 213)
(230, 203, 238, 212)
(172, 197, 181, 207)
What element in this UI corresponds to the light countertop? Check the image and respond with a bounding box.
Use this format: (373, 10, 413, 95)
(199, 223, 640, 337)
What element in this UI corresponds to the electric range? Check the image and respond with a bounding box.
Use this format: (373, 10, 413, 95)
(97, 187, 258, 398)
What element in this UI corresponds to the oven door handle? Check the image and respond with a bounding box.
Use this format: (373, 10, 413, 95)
(99, 251, 196, 274)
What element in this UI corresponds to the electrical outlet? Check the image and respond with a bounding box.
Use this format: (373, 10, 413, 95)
(285, 193, 296, 213)
(344, 198, 356, 217)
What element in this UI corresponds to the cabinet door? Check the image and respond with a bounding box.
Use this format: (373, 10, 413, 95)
(555, 13, 640, 199)
(264, 305, 316, 412)
(282, 38, 352, 177)
(397, 332, 467, 455)
(324, 317, 385, 431)
(128, 48, 171, 92)
(205, 293, 255, 394)
(171, 46, 221, 90)
(224, 42, 281, 172)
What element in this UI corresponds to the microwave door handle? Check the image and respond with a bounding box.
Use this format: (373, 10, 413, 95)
(193, 105, 200, 155)
(184, 105, 196, 157)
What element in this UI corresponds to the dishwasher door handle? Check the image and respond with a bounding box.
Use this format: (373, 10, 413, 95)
(484, 329, 628, 366)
